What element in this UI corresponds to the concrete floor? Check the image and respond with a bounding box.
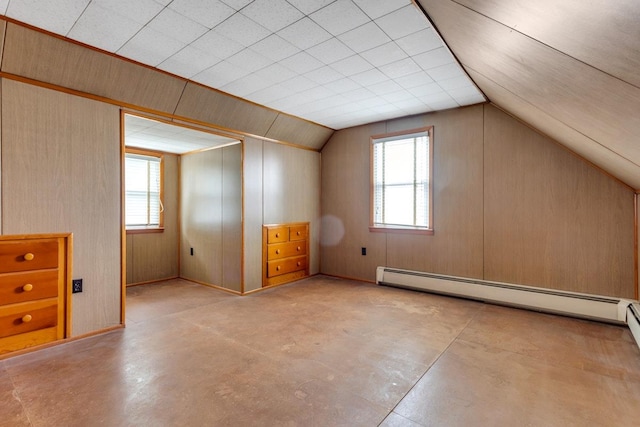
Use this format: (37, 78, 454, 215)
(1, 275, 640, 426)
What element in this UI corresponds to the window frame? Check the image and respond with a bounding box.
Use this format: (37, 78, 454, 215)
(125, 147, 165, 234)
(369, 126, 434, 235)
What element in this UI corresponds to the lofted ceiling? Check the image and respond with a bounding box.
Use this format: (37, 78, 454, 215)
(0, 0, 484, 130)
(417, 0, 640, 189)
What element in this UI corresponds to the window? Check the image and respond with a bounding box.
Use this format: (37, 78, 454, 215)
(125, 149, 163, 231)
(370, 127, 433, 234)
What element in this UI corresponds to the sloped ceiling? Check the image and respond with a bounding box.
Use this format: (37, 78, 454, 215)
(418, 0, 640, 190)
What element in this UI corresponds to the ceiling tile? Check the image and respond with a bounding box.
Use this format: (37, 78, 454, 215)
(426, 62, 466, 81)
(349, 68, 388, 86)
(245, 83, 295, 104)
(330, 55, 373, 76)
(192, 60, 251, 88)
(381, 89, 415, 103)
(360, 41, 407, 67)
(220, 0, 253, 10)
(250, 34, 300, 61)
(411, 82, 443, 97)
(323, 78, 362, 93)
(305, 66, 345, 85)
(352, 0, 411, 20)
(379, 57, 421, 79)
(117, 26, 186, 66)
(222, 73, 273, 97)
(310, 0, 370, 36)
(158, 46, 222, 78)
(277, 17, 332, 50)
(285, 0, 335, 15)
(396, 28, 443, 56)
(341, 87, 376, 101)
(427, 98, 459, 110)
(148, 8, 208, 44)
(168, 0, 235, 28)
(367, 80, 404, 96)
(0, 0, 8, 14)
(337, 22, 391, 53)
(447, 85, 483, 100)
(7, 0, 90, 35)
(451, 92, 486, 106)
(376, 4, 430, 39)
(306, 38, 355, 65)
(279, 51, 324, 74)
(279, 75, 317, 92)
(226, 48, 272, 73)
(254, 63, 297, 84)
(93, 0, 164, 25)
(242, 0, 304, 32)
(413, 47, 454, 71)
(67, 3, 143, 52)
(213, 12, 271, 47)
(394, 71, 434, 89)
(439, 75, 475, 91)
(191, 30, 245, 59)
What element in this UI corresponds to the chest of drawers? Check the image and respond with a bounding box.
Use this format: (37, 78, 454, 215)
(262, 223, 309, 287)
(0, 234, 72, 356)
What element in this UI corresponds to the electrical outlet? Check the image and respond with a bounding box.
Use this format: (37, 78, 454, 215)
(72, 279, 83, 293)
(361, 247, 367, 256)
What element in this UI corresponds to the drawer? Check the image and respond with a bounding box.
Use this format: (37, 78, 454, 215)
(267, 226, 289, 244)
(0, 299, 58, 339)
(267, 255, 307, 278)
(0, 239, 58, 274)
(0, 270, 59, 306)
(268, 241, 307, 260)
(289, 225, 308, 241)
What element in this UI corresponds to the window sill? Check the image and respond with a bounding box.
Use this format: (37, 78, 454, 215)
(126, 227, 164, 235)
(369, 225, 434, 235)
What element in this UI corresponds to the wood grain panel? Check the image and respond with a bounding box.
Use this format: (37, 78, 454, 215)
(242, 138, 264, 293)
(419, 0, 640, 170)
(466, 68, 640, 190)
(264, 113, 334, 150)
(320, 122, 388, 282)
(263, 142, 321, 275)
(0, 20, 6, 62)
(174, 82, 278, 138)
(180, 149, 222, 286)
(1, 23, 186, 114)
(483, 105, 635, 297)
(222, 144, 242, 292)
(125, 234, 133, 285)
(128, 154, 179, 284)
(1, 79, 121, 335)
(451, 0, 640, 88)
(385, 106, 484, 278)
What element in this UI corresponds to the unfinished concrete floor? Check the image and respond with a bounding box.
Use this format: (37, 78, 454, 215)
(1, 275, 639, 426)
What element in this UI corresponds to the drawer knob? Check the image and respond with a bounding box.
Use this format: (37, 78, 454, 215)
(22, 314, 33, 323)
(276, 266, 281, 271)
(297, 231, 301, 236)
(297, 246, 301, 251)
(297, 262, 301, 266)
(275, 233, 280, 238)
(275, 249, 280, 254)
(23, 284, 34, 292)
(24, 253, 35, 261)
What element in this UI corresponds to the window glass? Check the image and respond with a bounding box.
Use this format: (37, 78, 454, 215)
(125, 152, 162, 228)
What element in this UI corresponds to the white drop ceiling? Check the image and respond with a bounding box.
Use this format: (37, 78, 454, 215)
(0, 0, 485, 130)
(125, 114, 240, 154)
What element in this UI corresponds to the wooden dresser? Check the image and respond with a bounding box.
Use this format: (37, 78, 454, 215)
(262, 222, 309, 287)
(0, 234, 72, 356)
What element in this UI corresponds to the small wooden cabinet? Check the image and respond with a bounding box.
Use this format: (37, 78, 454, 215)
(0, 234, 72, 356)
(262, 223, 309, 287)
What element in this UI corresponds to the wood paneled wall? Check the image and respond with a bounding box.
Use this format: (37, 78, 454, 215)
(180, 144, 242, 292)
(1, 79, 121, 335)
(320, 104, 636, 298)
(126, 153, 179, 285)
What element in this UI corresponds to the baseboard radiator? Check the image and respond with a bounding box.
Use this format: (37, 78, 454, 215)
(376, 267, 640, 350)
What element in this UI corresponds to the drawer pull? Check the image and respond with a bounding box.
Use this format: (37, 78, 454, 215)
(24, 253, 35, 261)
(22, 314, 33, 323)
(275, 233, 280, 238)
(275, 249, 281, 254)
(297, 262, 301, 266)
(23, 284, 34, 292)
(297, 246, 301, 251)
(276, 266, 281, 271)
(296, 231, 301, 236)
